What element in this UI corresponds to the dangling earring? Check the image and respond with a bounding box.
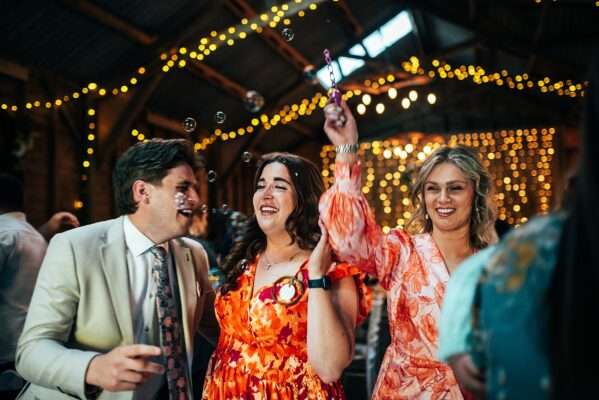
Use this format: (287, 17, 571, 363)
(425, 213, 429, 220)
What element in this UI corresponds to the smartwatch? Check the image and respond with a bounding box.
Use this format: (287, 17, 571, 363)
(307, 276, 332, 290)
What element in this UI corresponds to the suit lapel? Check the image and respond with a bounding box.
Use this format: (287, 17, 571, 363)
(171, 239, 197, 361)
(100, 217, 134, 344)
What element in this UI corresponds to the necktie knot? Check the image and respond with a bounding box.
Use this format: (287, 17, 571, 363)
(151, 246, 167, 263)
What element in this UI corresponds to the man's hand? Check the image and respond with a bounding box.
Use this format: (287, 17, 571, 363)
(85, 345, 164, 392)
(448, 353, 486, 399)
(38, 211, 80, 241)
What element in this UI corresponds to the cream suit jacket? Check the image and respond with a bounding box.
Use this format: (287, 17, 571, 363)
(15, 216, 217, 400)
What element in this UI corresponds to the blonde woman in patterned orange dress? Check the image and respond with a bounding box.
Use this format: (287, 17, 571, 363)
(201, 152, 370, 399)
(319, 102, 497, 399)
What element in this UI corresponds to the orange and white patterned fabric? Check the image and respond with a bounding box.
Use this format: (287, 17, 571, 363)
(319, 161, 464, 400)
(202, 257, 370, 400)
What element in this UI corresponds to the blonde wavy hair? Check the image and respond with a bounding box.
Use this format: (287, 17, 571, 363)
(406, 145, 498, 249)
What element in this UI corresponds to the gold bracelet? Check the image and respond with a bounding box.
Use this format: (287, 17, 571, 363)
(335, 143, 359, 154)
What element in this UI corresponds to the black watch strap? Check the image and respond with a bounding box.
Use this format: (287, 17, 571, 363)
(307, 276, 332, 290)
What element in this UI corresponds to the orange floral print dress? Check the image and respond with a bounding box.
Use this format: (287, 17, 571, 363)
(319, 161, 465, 400)
(202, 257, 370, 400)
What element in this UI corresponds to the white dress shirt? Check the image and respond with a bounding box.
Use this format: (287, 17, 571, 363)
(123, 216, 167, 400)
(0, 212, 47, 365)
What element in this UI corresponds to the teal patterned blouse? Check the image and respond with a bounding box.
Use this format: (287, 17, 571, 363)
(440, 213, 566, 400)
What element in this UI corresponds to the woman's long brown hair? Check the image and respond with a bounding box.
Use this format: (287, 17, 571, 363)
(220, 152, 324, 294)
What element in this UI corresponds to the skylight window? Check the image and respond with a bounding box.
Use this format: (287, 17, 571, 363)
(315, 11, 412, 87)
(362, 31, 386, 58)
(348, 44, 367, 57)
(362, 11, 412, 56)
(338, 57, 365, 77)
(380, 11, 413, 47)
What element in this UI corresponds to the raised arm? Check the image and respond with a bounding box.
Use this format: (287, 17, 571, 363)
(306, 224, 359, 383)
(319, 101, 411, 288)
(37, 211, 80, 242)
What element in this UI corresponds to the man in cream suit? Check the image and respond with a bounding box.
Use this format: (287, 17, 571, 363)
(16, 139, 217, 400)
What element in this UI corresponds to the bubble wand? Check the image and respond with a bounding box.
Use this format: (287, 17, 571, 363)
(323, 49, 347, 127)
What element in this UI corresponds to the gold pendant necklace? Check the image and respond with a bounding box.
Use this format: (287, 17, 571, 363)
(262, 249, 302, 270)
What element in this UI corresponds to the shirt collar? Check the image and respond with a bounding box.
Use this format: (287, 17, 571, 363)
(123, 215, 163, 257)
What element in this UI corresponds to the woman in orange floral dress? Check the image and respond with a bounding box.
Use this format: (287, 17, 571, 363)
(202, 152, 370, 399)
(319, 102, 497, 399)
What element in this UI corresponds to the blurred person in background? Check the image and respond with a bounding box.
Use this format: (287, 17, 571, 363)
(439, 52, 599, 399)
(0, 173, 79, 398)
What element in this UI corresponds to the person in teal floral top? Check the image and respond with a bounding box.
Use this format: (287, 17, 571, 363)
(440, 51, 599, 399)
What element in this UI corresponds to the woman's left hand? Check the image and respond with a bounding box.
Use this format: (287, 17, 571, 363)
(308, 221, 333, 278)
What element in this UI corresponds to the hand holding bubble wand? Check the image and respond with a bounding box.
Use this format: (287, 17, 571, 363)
(323, 49, 347, 128)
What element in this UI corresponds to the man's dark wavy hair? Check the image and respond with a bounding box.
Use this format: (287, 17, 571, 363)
(113, 138, 197, 215)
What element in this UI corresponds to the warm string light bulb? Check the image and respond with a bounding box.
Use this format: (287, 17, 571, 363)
(400, 57, 585, 98)
(320, 127, 556, 230)
(195, 86, 438, 151)
(2, 0, 324, 113)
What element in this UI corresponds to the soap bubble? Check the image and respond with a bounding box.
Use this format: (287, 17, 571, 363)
(242, 151, 253, 163)
(281, 28, 294, 42)
(183, 117, 196, 133)
(214, 111, 226, 124)
(207, 170, 217, 183)
(244, 90, 265, 113)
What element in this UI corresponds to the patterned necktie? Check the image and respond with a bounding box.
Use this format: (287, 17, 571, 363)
(150, 246, 190, 400)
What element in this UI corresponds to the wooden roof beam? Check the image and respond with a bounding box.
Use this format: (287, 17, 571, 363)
(430, 37, 480, 60)
(0, 58, 29, 81)
(405, 0, 579, 77)
(225, 0, 311, 71)
(334, 1, 363, 37)
(39, 74, 81, 149)
(526, 2, 550, 73)
(97, 71, 164, 165)
(285, 120, 315, 139)
(61, 0, 156, 46)
(186, 60, 247, 100)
